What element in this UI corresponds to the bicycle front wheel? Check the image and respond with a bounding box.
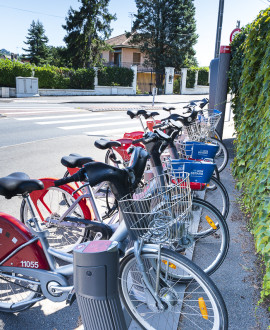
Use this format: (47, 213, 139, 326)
(209, 137, 229, 173)
(185, 198, 230, 276)
(119, 248, 228, 330)
(204, 176, 230, 219)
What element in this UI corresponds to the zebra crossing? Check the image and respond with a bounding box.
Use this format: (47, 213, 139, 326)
(0, 104, 147, 138)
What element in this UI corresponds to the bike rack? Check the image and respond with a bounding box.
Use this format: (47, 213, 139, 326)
(74, 240, 127, 330)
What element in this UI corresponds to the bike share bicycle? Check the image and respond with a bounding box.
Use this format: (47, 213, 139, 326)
(19, 127, 229, 278)
(0, 145, 228, 329)
(104, 108, 229, 219)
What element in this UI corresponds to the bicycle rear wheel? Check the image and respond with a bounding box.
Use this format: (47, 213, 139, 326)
(119, 248, 228, 330)
(0, 272, 41, 313)
(20, 186, 88, 253)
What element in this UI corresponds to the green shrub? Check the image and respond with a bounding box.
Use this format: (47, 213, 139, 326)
(197, 67, 209, 86)
(34, 66, 58, 88)
(34, 65, 74, 89)
(186, 67, 209, 88)
(229, 8, 270, 301)
(69, 68, 95, 89)
(98, 67, 134, 87)
(186, 68, 196, 88)
(0, 59, 33, 87)
(173, 76, 181, 94)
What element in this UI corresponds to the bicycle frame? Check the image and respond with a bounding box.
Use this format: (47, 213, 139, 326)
(0, 185, 165, 311)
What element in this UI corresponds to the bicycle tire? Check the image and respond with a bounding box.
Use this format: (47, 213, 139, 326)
(0, 271, 41, 312)
(172, 197, 230, 276)
(204, 176, 230, 219)
(209, 137, 229, 173)
(119, 248, 228, 330)
(211, 129, 222, 141)
(20, 186, 88, 253)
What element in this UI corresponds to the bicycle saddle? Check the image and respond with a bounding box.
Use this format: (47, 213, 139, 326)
(94, 139, 121, 150)
(0, 172, 44, 199)
(61, 154, 94, 169)
(127, 109, 147, 119)
(149, 111, 159, 117)
(163, 107, 176, 112)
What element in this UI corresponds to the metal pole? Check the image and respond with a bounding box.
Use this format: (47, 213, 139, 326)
(214, 0, 225, 58)
(208, 58, 219, 110)
(215, 45, 231, 138)
(74, 240, 127, 330)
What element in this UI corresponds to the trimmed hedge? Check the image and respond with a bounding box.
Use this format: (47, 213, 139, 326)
(228, 8, 270, 302)
(186, 67, 209, 88)
(0, 60, 134, 89)
(186, 68, 196, 88)
(70, 68, 95, 89)
(98, 66, 134, 87)
(34, 66, 69, 89)
(197, 67, 209, 86)
(0, 59, 33, 87)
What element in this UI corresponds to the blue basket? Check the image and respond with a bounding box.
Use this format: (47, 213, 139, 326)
(171, 159, 216, 183)
(184, 141, 219, 159)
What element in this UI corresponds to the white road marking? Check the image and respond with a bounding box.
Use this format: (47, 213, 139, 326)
(59, 120, 137, 130)
(14, 113, 104, 121)
(0, 109, 85, 115)
(36, 115, 124, 125)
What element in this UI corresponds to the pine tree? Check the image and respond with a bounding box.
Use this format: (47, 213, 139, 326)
(63, 0, 116, 69)
(130, 0, 198, 91)
(23, 20, 50, 65)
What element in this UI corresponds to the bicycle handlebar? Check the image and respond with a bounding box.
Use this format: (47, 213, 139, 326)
(132, 137, 145, 144)
(54, 168, 86, 187)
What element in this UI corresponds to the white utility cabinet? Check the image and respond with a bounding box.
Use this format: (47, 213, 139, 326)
(16, 77, 39, 97)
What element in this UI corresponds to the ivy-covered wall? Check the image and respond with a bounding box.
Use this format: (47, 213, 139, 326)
(228, 8, 270, 302)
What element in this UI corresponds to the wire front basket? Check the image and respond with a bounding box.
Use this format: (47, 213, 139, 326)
(177, 141, 219, 160)
(185, 109, 221, 141)
(119, 172, 192, 243)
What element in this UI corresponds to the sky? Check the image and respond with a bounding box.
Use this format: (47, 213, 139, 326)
(0, 0, 269, 66)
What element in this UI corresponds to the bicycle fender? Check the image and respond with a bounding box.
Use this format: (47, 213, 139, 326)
(28, 178, 92, 221)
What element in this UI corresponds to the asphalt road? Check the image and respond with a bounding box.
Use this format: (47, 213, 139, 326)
(0, 99, 269, 329)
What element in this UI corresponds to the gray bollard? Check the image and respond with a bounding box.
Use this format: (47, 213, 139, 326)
(73, 240, 127, 330)
(214, 45, 231, 138)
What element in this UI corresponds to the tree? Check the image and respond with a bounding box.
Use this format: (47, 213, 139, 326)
(63, 0, 116, 69)
(23, 20, 50, 65)
(130, 0, 198, 91)
(47, 46, 71, 68)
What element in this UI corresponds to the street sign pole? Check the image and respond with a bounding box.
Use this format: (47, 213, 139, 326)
(214, 0, 225, 58)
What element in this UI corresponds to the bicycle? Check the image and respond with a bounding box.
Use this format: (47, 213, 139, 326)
(104, 111, 229, 219)
(0, 149, 228, 329)
(20, 130, 229, 277)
